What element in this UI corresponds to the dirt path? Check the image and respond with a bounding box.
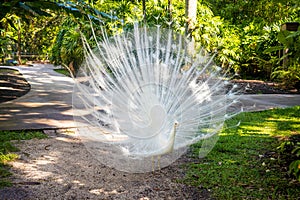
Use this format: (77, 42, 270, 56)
(0, 130, 210, 200)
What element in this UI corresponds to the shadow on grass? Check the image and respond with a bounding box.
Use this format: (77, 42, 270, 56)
(185, 106, 300, 199)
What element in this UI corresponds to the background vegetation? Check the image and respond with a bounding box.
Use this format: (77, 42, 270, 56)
(1, 0, 299, 88)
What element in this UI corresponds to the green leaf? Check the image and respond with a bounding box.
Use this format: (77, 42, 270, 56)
(263, 46, 283, 54)
(288, 160, 300, 177)
(286, 30, 300, 39)
(291, 146, 300, 155)
(18, 2, 39, 16)
(6, 19, 17, 31)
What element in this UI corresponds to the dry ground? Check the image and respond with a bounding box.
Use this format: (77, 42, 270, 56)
(1, 130, 209, 200)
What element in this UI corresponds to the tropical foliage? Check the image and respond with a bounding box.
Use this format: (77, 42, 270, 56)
(204, 0, 300, 86)
(277, 134, 300, 182)
(0, 0, 299, 87)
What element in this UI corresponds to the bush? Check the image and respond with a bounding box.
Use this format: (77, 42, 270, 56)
(277, 134, 300, 182)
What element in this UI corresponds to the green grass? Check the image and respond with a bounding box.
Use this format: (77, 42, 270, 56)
(185, 106, 300, 199)
(54, 68, 71, 77)
(0, 130, 47, 188)
(0, 68, 18, 74)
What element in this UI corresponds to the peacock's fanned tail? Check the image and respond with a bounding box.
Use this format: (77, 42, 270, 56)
(72, 23, 241, 173)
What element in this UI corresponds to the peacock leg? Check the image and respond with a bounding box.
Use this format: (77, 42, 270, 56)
(157, 155, 161, 170)
(151, 156, 155, 172)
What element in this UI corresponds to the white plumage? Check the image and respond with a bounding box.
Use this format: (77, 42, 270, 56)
(72, 23, 239, 173)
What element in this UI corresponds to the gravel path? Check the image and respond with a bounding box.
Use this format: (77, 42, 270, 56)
(1, 130, 210, 200)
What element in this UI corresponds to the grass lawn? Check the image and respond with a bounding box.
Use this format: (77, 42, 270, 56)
(0, 130, 47, 188)
(54, 68, 71, 77)
(185, 106, 300, 199)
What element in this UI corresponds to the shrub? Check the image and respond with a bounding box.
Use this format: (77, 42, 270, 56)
(277, 134, 300, 182)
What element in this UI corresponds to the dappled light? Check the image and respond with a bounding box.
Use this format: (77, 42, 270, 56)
(231, 107, 300, 137)
(0, 68, 30, 103)
(0, 0, 299, 198)
(3, 130, 203, 199)
(186, 106, 300, 199)
(0, 64, 79, 130)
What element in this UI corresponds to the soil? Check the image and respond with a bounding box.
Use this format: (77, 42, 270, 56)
(0, 68, 30, 103)
(0, 68, 299, 199)
(231, 79, 299, 94)
(0, 130, 210, 200)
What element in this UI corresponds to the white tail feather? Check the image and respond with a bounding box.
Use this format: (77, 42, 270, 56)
(72, 23, 241, 173)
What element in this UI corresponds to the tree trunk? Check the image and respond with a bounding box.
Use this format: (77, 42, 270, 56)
(185, 0, 198, 56)
(68, 61, 76, 77)
(142, 0, 146, 23)
(185, 0, 197, 37)
(17, 19, 22, 65)
(168, 0, 172, 21)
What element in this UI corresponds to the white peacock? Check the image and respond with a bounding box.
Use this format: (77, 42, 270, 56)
(72, 23, 240, 173)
